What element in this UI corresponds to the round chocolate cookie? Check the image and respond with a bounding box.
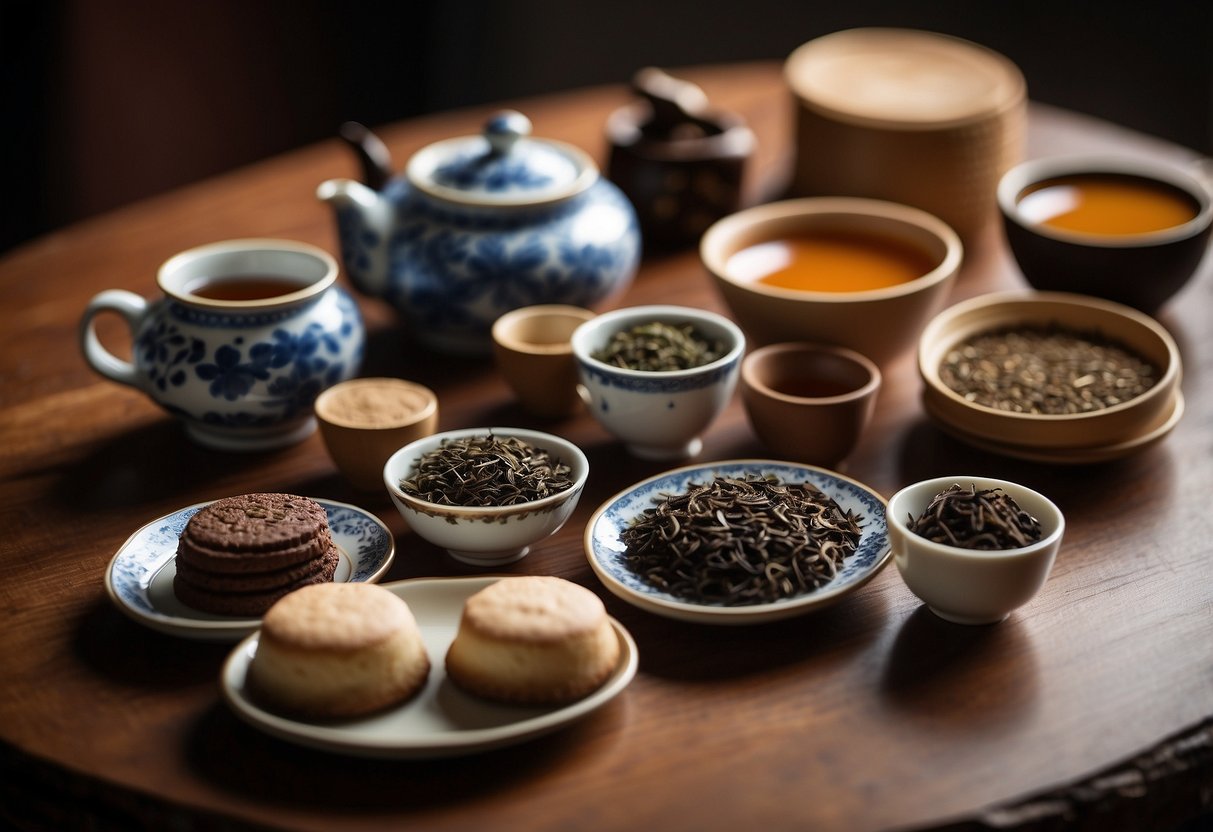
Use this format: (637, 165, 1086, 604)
(177, 526, 332, 574)
(181, 493, 329, 553)
(174, 543, 341, 592)
(173, 545, 341, 617)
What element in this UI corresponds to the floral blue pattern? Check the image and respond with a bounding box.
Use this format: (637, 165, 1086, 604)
(586, 462, 890, 616)
(333, 170, 638, 354)
(133, 289, 364, 430)
(576, 355, 741, 393)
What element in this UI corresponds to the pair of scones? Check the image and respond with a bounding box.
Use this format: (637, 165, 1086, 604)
(248, 576, 620, 719)
(174, 493, 339, 617)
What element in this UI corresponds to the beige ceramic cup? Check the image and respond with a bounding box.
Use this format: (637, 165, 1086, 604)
(315, 378, 439, 491)
(741, 343, 881, 467)
(492, 305, 596, 418)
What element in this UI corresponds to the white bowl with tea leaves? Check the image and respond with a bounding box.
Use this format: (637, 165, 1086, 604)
(570, 305, 745, 460)
(383, 427, 589, 567)
(887, 476, 1064, 625)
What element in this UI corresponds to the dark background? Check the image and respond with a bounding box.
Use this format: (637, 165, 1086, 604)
(3, 0, 1210, 254)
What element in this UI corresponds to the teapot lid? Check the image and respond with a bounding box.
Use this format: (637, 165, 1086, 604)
(406, 110, 597, 206)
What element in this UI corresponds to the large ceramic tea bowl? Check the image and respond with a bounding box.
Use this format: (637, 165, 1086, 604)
(998, 155, 1213, 312)
(918, 290, 1182, 453)
(570, 305, 744, 460)
(700, 197, 962, 366)
(383, 427, 589, 568)
(888, 475, 1064, 625)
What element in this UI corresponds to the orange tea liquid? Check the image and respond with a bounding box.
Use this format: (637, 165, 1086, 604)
(725, 231, 936, 292)
(1016, 173, 1199, 236)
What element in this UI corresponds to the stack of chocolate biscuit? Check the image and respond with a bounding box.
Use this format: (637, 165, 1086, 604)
(173, 493, 340, 617)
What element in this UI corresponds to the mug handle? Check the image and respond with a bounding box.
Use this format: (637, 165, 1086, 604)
(79, 289, 148, 388)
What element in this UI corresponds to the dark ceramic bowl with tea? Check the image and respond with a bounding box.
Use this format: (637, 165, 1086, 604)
(998, 155, 1213, 312)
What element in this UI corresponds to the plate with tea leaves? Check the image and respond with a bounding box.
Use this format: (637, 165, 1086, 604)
(584, 460, 890, 624)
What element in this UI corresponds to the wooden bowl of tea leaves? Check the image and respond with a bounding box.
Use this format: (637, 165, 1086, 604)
(383, 427, 589, 568)
(917, 290, 1181, 454)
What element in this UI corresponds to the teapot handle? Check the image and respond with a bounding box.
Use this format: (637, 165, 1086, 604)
(79, 289, 148, 389)
(338, 122, 393, 191)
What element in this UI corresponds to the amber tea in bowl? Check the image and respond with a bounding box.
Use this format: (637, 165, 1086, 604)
(702, 197, 962, 366)
(999, 156, 1213, 312)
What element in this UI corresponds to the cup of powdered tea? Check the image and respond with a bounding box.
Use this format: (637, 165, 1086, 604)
(315, 378, 438, 492)
(887, 476, 1064, 625)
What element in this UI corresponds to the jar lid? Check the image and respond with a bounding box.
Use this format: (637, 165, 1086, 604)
(785, 28, 1026, 130)
(406, 110, 597, 206)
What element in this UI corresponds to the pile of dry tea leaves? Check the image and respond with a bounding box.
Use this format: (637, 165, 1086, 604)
(620, 475, 862, 605)
(907, 483, 1042, 550)
(938, 324, 1157, 414)
(400, 433, 573, 507)
(592, 321, 725, 372)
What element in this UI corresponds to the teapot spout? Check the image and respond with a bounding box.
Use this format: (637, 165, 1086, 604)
(316, 178, 392, 298)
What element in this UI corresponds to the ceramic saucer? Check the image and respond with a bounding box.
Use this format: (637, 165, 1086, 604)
(221, 576, 638, 758)
(923, 390, 1184, 464)
(105, 498, 394, 642)
(584, 460, 890, 624)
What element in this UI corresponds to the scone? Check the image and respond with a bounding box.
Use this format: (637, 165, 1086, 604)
(445, 576, 620, 706)
(247, 582, 430, 719)
(173, 493, 338, 616)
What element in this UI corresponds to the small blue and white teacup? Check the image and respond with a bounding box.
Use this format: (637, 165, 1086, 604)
(80, 238, 365, 451)
(571, 305, 744, 459)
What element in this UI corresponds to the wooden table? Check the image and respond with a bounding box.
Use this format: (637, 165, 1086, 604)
(2, 62, 1211, 832)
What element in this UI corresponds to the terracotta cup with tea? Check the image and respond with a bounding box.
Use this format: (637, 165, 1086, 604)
(998, 155, 1213, 312)
(741, 342, 881, 467)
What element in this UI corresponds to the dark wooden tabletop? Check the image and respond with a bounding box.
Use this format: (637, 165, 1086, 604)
(1, 62, 1211, 832)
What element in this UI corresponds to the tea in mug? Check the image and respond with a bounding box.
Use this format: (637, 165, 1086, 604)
(725, 231, 937, 292)
(1016, 173, 1199, 236)
(188, 275, 309, 301)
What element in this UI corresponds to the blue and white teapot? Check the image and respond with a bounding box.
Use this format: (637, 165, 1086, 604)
(317, 111, 640, 355)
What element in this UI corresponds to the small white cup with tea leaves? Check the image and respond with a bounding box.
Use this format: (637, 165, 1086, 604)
(888, 476, 1064, 625)
(80, 239, 365, 451)
(570, 305, 745, 460)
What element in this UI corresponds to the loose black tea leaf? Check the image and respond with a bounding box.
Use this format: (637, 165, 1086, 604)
(620, 475, 863, 605)
(592, 321, 725, 372)
(939, 324, 1157, 414)
(908, 483, 1042, 550)
(400, 433, 573, 507)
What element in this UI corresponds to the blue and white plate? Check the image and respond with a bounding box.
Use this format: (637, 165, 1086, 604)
(584, 460, 890, 624)
(105, 498, 395, 641)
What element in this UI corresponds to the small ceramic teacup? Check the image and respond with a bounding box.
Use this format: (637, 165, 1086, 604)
(741, 342, 880, 467)
(570, 305, 744, 460)
(887, 476, 1064, 625)
(80, 239, 365, 451)
(315, 378, 439, 492)
(491, 305, 596, 418)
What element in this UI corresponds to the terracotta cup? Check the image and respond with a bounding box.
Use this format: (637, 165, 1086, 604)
(492, 305, 596, 418)
(314, 377, 439, 492)
(741, 342, 881, 467)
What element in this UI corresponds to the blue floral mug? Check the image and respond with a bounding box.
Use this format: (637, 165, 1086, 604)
(80, 239, 365, 451)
